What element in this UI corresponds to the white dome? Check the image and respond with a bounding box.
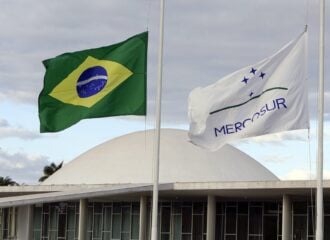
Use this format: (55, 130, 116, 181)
(43, 129, 278, 185)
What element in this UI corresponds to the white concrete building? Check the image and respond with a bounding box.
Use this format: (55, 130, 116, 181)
(0, 129, 329, 240)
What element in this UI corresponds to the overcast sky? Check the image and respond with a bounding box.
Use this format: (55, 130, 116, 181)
(0, 0, 329, 184)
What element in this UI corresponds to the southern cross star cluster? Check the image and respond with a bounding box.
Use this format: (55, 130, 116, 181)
(241, 67, 266, 98)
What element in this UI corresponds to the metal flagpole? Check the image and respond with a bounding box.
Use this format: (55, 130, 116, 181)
(316, 0, 325, 239)
(151, 0, 165, 240)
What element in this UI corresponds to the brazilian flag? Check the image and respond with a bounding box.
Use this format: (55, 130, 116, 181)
(39, 32, 148, 132)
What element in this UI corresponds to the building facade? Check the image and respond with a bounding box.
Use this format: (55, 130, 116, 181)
(0, 129, 328, 240)
(1, 193, 330, 240)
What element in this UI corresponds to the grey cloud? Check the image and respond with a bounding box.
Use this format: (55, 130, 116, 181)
(236, 130, 309, 146)
(325, 114, 330, 122)
(156, 0, 328, 123)
(0, 0, 329, 124)
(0, 148, 49, 184)
(0, 0, 150, 104)
(308, 91, 330, 119)
(0, 89, 37, 104)
(325, 127, 330, 139)
(262, 155, 291, 164)
(0, 118, 40, 140)
(282, 169, 330, 180)
(0, 119, 9, 127)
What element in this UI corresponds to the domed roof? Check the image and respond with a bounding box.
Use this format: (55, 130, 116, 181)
(43, 129, 278, 185)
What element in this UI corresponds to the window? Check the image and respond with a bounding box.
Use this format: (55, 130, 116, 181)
(147, 201, 207, 240)
(0, 207, 17, 240)
(33, 203, 79, 240)
(33, 202, 139, 240)
(216, 201, 282, 240)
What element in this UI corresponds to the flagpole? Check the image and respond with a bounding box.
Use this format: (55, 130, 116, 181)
(151, 0, 165, 240)
(316, 0, 325, 239)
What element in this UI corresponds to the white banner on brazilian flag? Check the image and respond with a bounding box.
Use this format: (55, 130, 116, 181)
(188, 31, 309, 151)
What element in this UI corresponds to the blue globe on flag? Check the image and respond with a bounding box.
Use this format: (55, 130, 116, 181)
(76, 66, 108, 98)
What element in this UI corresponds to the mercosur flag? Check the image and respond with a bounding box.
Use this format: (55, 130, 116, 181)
(39, 32, 148, 132)
(188, 32, 309, 150)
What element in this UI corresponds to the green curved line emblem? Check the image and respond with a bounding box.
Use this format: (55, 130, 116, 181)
(209, 87, 288, 115)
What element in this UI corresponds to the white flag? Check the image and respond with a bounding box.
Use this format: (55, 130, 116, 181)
(188, 32, 309, 150)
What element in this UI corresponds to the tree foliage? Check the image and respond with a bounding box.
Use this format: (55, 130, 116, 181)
(0, 176, 18, 186)
(39, 162, 63, 182)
